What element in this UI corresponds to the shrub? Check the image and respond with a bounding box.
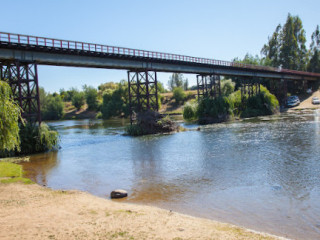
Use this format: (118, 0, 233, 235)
(42, 95, 64, 120)
(221, 79, 235, 96)
(19, 123, 59, 155)
(240, 85, 279, 118)
(183, 100, 198, 121)
(83, 85, 99, 111)
(72, 91, 85, 110)
(197, 96, 233, 119)
(173, 87, 186, 103)
(125, 124, 145, 136)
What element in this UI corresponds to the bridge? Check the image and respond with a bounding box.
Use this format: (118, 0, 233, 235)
(1, 31, 320, 123)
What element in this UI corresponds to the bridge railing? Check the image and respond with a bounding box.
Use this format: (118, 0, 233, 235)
(1, 31, 320, 78)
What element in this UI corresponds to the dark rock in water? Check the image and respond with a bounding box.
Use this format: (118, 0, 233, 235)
(110, 189, 128, 199)
(136, 110, 179, 135)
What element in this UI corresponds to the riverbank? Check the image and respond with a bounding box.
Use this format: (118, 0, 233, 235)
(0, 182, 287, 240)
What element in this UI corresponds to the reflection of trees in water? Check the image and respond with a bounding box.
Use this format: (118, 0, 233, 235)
(21, 151, 58, 186)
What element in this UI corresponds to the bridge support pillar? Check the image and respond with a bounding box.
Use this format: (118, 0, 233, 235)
(303, 80, 308, 93)
(127, 70, 158, 124)
(196, 74, 221, 99)
(0, 61, 41, 123)
(240, 77, 260, 102)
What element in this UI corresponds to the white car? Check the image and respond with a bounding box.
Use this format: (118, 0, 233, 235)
(312, 97, 320, 105)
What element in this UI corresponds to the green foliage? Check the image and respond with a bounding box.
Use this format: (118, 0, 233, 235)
(228, 90, 242, 116)
(98, 82, 118, 92)
(183, 100, 198, 121)
(197, 96, 233, 119)
(307, 25, 320, 73)
(173, 87, 186, 103)
(261, 14, 307, 70)
(184, 85, 278, 123)
(230, 85, 279, 118)
(125, 124, 145, 136)
(101, 81, 129, 119)
(0, 81, 21, 152)
(19, 123, 59, 155)
(168, 73, 188, 91)
(40, 87, 64, 120)
(221, 79, 235, 96)
(157, 82, 166, 93)
(83, 85, 99, 110)
(43, 95, 64, 120)
(59, 87, 78, 102)
(72, 91, 85, 110)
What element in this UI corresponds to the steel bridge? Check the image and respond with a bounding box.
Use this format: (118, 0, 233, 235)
(0, 31, 320, 123)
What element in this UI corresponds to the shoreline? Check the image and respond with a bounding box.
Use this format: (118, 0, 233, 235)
(0, 182, 289, 240)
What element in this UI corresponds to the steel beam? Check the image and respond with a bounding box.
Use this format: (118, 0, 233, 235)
(127, 70, 158, 124)
(0, 60, 41, 123)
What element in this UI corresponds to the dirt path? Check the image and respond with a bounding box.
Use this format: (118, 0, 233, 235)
(290, 90, 320, 110)
(0, 183, 288, 240)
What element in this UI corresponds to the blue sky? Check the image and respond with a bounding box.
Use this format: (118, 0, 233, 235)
(1, 0, 320, 92)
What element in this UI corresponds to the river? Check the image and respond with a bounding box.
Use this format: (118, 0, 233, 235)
(21, 111, 320, 240)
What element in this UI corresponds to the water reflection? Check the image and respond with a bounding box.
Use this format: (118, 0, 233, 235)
(21, 151, 58, 186)
(20, 114, 320, 240)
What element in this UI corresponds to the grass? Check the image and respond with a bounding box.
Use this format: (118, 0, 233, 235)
(0, 162, 34, 184)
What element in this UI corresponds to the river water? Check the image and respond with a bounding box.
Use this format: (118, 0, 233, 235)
(21, 111, 320, 240)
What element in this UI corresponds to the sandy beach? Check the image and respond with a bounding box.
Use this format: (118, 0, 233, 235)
(0, 182, 288, 240)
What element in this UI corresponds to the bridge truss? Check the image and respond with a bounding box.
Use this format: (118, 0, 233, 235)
(128, 70, 158, 123)
(0, 60, 41, 123)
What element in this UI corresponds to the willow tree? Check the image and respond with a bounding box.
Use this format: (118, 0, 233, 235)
(0, 80, 22, 152)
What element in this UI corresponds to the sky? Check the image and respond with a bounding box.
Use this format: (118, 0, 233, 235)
(1, 0, 320, 92)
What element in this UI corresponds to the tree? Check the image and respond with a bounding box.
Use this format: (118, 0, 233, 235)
(39, 87, 64, 120)
(83, 85, 99, 110)
(168, 73, 184, 91)
(43, 95, 64, 120)
(72, 91, 85, 110)
(261, 24, 282, 67)
(261, 14, 307, 71)
(101, 81, 129, 119)
(0, 81, 21, 152)
(307, 25, 320, 73)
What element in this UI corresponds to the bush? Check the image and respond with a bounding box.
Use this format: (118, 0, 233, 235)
(72, 91, 85, 110)
(183, 100, 198, 121)
(240, 86, 279, 118)
(125, 124, 145, 136)
(101, 81, 129, 119)
(83, 85, 99, 111)
(19, 123, 59, 155)
(42, 95, 64, 120)
(173, 87, 186, 103)
(221, 79, 235, 96)
(197, 96, 233, 119)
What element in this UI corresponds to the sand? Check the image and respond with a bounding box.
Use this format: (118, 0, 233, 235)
(0, 183, 288, 240)
(290, 90, 320, 110)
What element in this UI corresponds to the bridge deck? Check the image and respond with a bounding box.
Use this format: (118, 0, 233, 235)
(0, 32, 319, 81)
